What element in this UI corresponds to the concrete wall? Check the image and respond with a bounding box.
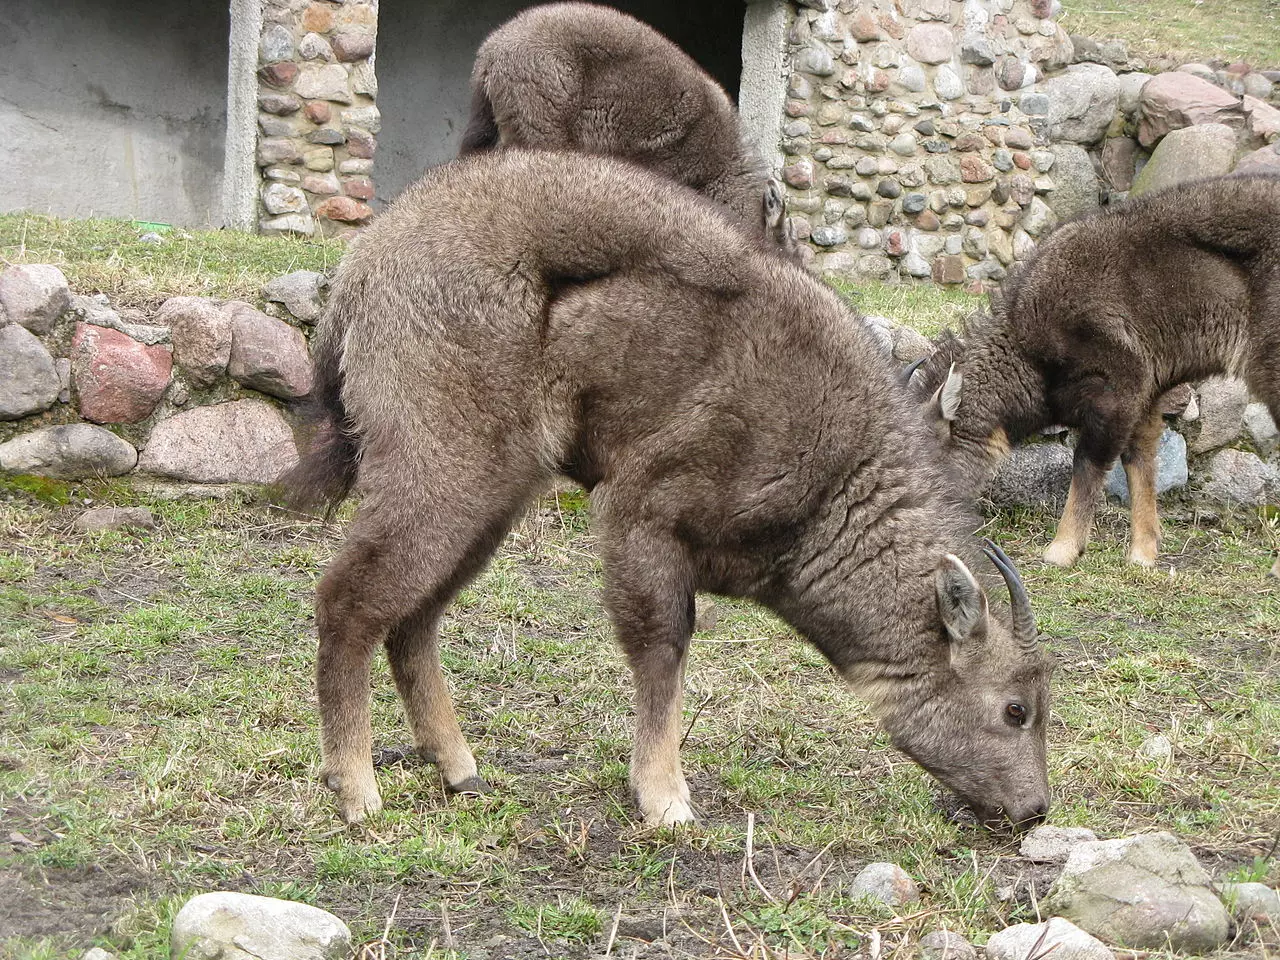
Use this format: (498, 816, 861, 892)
(0, 0, 229, 226)
(374, 0, 749, 205)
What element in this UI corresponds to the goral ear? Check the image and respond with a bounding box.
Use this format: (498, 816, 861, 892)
(935, 554, 989, 655)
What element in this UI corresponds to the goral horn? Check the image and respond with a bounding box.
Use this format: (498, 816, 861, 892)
(899, 357, 926, 387)
(982, 538, 1037, 649)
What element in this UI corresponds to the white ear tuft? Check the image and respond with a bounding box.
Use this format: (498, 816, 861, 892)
(939, 363, 963, 421)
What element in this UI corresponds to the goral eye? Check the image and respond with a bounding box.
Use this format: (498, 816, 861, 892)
(1005, 702, 1027, 725)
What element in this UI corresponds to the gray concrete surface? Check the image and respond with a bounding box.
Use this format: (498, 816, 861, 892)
(0, 0, 229, 226)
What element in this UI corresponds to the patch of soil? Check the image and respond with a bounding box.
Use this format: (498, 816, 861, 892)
(0, 863, 147, 942)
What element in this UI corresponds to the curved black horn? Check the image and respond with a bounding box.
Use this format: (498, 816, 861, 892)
(899, 357, 927, 387)
(982, 538, 1037, 648)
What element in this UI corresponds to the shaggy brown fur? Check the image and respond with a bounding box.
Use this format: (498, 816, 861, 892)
(913, 173, 1280, 573)
(458, 2, 795, 256)
(280, 149, 1053, 830)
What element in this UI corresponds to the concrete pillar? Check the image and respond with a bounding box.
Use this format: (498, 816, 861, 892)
(739, 0, 791, 173)
(222, 0, 263, 230)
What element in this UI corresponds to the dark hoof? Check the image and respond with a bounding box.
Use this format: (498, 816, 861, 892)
(447, 775, 492, 796)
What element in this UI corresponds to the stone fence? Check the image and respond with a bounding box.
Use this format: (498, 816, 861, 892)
(2, 259, 1275, 519)
(0, 264, 323, 485)
(784, 0, 1280, 288)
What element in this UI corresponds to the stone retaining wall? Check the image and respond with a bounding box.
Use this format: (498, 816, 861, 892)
(2, 261, 1277, 513)
(0, 264, 325, 485)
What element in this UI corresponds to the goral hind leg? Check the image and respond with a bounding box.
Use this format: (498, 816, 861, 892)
(1122, 407, 1167, 568)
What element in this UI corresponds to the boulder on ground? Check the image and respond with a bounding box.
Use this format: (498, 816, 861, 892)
(1020, 825, 1099, 864)
(1198, 448, 1277, 507)
(1236, 143, 1280, 173)
(849, 862, 920, 907)
(1190, 377, 1249, 452)
(73, 506, 157, 533)
(262, 270, 328, 324)
(987, 443, 1073, 509)
(72, 323, 172, 424)
(918, 930, 976, 960)
(170, 891, 351, 960)
(1039, 63, 1121, 145)
(139, 400, 298, 484)
(1104, 429, 1187, 502)
(0, 324, 60, 419)
(1045, 144, 1100, 220)
(1042, 831, 1230, 952)
(1220, 881, 1280, 925)
(0, 264, 71, 334)
(0, 424, 138, 478)
(226, 304, 313, 399)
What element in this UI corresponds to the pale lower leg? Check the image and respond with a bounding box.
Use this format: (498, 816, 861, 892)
(316, 593, 385, 823)
(1124, 410, 1165, 567)
(630, 651, 693, 826)
(1044, 457, 1109, 567)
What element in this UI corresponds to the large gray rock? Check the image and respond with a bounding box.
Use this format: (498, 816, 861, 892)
(226, 305, 313, 399)
(0, 324, 60, 419)
(849, 862, 920, 907)
(262, 271, 328, 324)
(1197, 448, 1277, 507)
(1116, 72, 1153, 120)
(1020, 825, 1100, 864)
(139, 400, 298, 484)
(987, 443, 1074, 509)
(1189, 377, 1248, 452)
(986, 919, 1114, 960)
(1236, 142, 1280, 173)
(171, 892, 351, 960)
(1042, 832, 1230, 952)
(156, 297, 233, 387)
(1046, 144, 1100, 221)
(0, 264, 72, 334)
(1039, 64, 1121, 145)
(0, 424, 137, 478)
(1138, 72, 1241, 148)
(1104, 429, 1187, 502)
(1130, 123, 1238, 196)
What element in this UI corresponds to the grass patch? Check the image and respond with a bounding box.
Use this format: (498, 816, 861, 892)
(2, 483, 1277, 958)
(1060, 0, 1280, 67)
(0, 214, 343, 311)
(830, 277, 984, 336)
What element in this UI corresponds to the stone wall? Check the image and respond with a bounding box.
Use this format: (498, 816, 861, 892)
(253, 0, 380, 237)
(778, 0, 1076, 288)
(0, 264, 325, 486)
(777, 0, 1280, 288)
